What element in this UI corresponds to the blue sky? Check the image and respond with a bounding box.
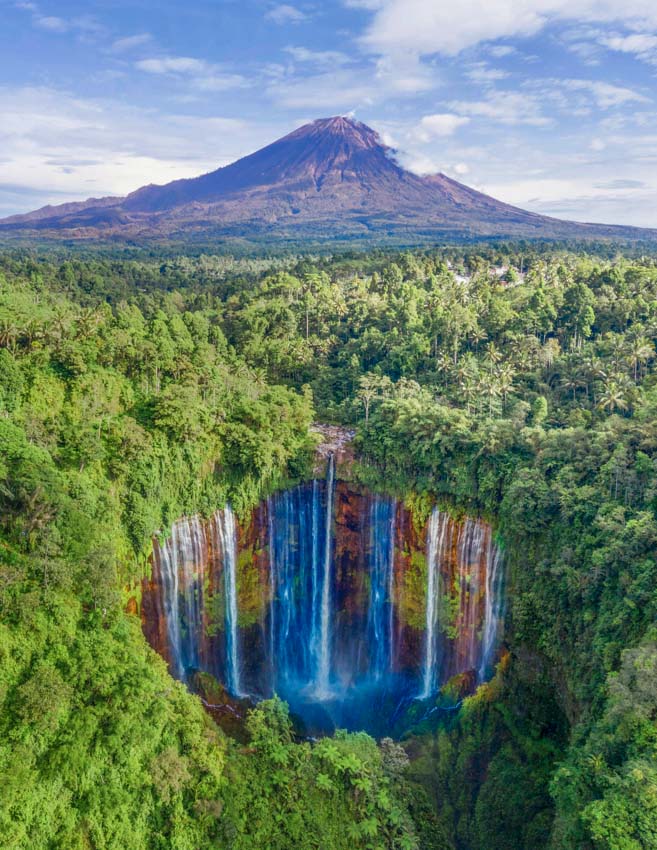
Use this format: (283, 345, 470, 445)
(2, 0, 657, 225)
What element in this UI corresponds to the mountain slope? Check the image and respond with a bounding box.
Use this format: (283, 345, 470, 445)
(2, 116, 655, 242)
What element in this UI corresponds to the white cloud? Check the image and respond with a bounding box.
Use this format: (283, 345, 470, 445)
(466, 63, 510, 83)
(193, 75, 250, 92)
(480, 173, 657, 226)
(135, 56, 249, 92)
(602, 32, 657, 51)
(15, 2, 102, 37)
(111, 33, 152, 53)
(268, 70, 379, 108)
(0, 85, 287, 216)
(450, 91, 551, 126)
(488, 44, 516, 57)
(268, 51, 437, 109)
(284, 46, 350, 66)
(136, 56, 208, 74)
(343, 0, 384, 8)
(600, 32, 657, 61)
(412, 113, 470, 141)
(399, 152, 471, 178)
(35, 15, 68, 32)
(562, 78, 649, 107)
(403, 153, 441, 174)
(266, 4, 307, 24)
(358, 1, 657, 56)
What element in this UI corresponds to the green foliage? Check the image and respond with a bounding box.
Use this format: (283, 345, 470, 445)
(551, 639, 657, 850)
(0, 257, 419, 849)
(2, 245, 657, 849)
(0, 592, 226, 850)
(220, 698, 423, 849)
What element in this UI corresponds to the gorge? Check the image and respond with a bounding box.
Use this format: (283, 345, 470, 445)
(142, 462, 505, 735)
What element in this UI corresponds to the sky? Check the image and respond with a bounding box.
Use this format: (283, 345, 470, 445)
(2, 0, 657, 226)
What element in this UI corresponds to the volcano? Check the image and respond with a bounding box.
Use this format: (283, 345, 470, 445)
(1, 115, 655, 243)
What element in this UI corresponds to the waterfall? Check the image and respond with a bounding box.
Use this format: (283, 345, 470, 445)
(387, 500, 396, 674)
(368, 495, 396, 679)
(421, 510, 448, 699)
(153, 516, 206, 682)
(310, 479, 321, 678)
(420, 508, 504, 699)
(478, 542, 505, 681)
(455, 518, 485, 673)
(213, 507, 242, 697)
(147, 485, 506, 734)
(154, 525, 182, 679)
(316, 454, 335, 698)
(267, 479, 324, 692)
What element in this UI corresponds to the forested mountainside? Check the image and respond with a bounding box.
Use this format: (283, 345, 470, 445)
(1, 246, 656, 850)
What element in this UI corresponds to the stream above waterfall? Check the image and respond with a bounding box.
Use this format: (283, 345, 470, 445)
(142, 475, 505, 736)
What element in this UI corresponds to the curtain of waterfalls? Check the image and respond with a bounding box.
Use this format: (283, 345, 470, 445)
(421, 510, 448, 699)
(153, 508, 241, 693)
(150, 490, 505, 732)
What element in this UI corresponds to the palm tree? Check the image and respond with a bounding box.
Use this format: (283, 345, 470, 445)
(598, 381, 628, 414)
(479, 375, 501, 417)
(560, 367, 583, 401)
(0, 318, 19, 351)
(250, 367, 268, 397)
(75, 307, 105, 340)
(625, 335, 654, 382)
(497, 364, 515, 410)
(456, 357, 478, 413)
(435, 352, 453, 375)
(485, 341, 503, 365)
(606, 333, 626, 371)
(468, 326, 487, 352)
(539, 338, 561, 369)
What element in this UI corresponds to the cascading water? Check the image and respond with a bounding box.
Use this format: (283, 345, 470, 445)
(479, 543, 505, 682)
(420, 507, 504, 700)
(368, 494, 397, 680)
(316, 454, 335, 698)
(152, 507, 242, 694)
(266, 457, 335, 699)
(455, 518, 485, 675)
(147, 487, 505, 734)
(153, 516, 207, 682)
(212, 507, 242, 697)
(421, 510, 448, 699)
(267, 480, 323, 689)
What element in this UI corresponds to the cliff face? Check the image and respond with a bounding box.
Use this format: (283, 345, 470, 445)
(140, 480, 504, 733)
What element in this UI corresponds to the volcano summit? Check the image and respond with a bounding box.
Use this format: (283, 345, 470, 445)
(2, 116, 655, 243)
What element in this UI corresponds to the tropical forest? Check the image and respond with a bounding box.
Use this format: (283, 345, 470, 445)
(1, 243, 656, 850)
